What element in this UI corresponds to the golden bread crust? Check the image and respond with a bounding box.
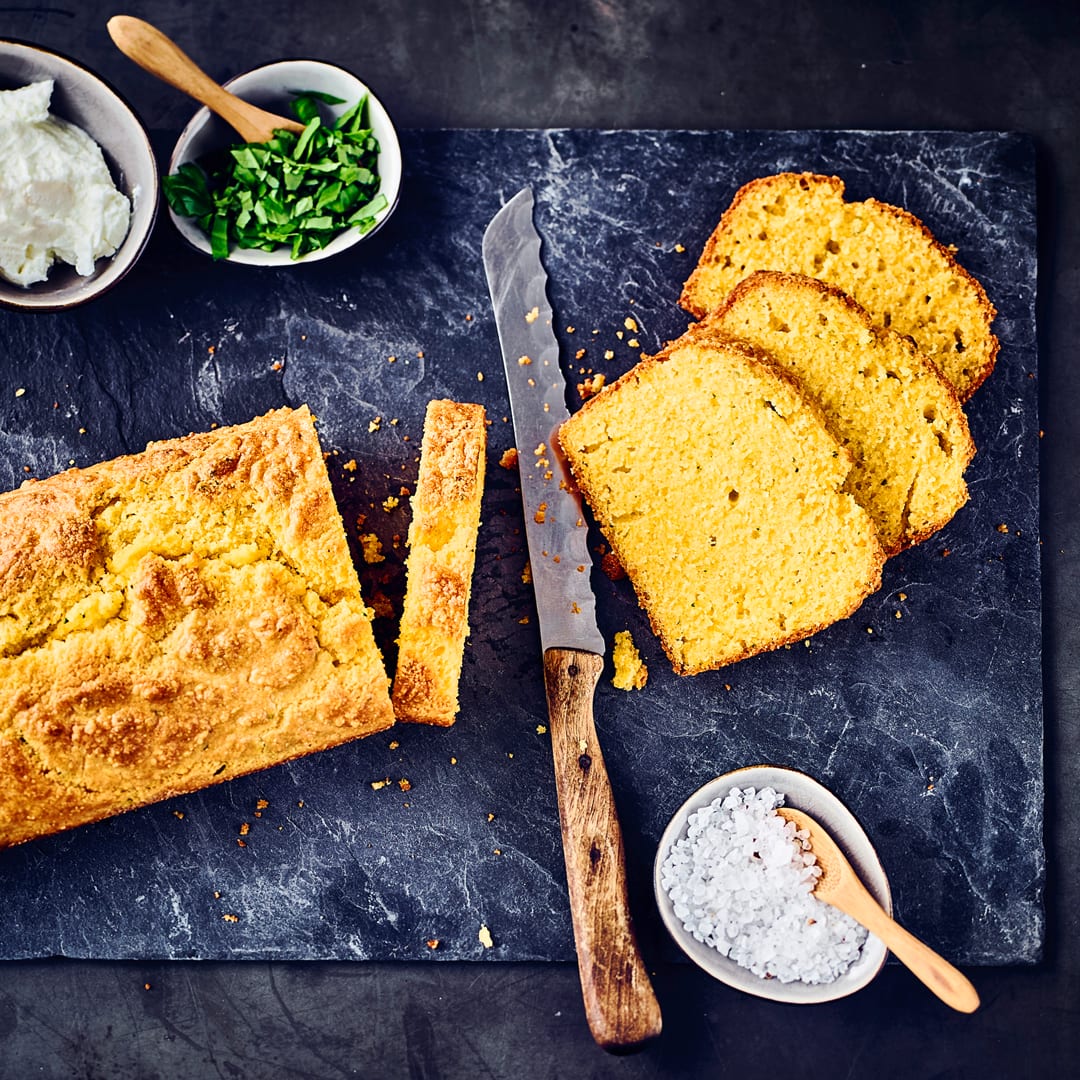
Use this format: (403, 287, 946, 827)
(392, 400, 486, 726)
(0, 406, 394, 848)
(680, 172, 999, 400)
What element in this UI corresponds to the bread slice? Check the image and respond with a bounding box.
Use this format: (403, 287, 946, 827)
(392, 400, 486, 725)
(0, 406, 394, 849)
(680, 172, 998, 401)
(558, 329, 885, 675)
(707, 271, 975, 555)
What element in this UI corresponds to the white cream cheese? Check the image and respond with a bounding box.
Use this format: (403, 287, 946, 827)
(0, 80, 132, 287)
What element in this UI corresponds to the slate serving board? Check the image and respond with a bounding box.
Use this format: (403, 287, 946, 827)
(0, 129, 1040, 964)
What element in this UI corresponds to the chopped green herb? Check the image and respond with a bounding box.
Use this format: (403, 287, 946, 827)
(163, 91, 386, 260)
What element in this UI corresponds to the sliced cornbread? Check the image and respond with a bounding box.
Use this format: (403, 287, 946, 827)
(681, 172, 999, 401)
(392, 400, 487, 726)
(0, 406, 394, 849)
(558, 329, 885, 675)
(707, 271, 975, 555)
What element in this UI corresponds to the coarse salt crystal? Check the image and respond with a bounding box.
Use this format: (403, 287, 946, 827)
(660, 786, 867, 984)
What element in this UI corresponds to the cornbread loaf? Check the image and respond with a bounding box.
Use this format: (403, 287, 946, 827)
(558, 328, 885, 675)
(392, 400, 487, 725)
(680, 172, 999, 401)
(0, 406, 394, 849)
(708, 271, 976, 555)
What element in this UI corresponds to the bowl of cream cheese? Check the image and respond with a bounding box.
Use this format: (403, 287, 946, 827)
(0, 40, 158, 311)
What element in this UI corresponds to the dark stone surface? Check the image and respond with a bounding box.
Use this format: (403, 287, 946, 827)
(0, 128, 1040, 966)
(1, 2, 1077, 1077)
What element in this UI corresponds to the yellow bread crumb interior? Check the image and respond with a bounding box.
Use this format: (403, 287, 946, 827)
(559, 330, 885, 674)
(0, 406, 394, 848)
(681, 172, 998, 401)
(392, 400, 487, 726)
(612, 630, 648, 690)
(708, 271, 975, 555)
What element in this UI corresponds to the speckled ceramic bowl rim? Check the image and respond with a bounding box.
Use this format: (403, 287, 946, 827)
(166, 58, 401, 266)
(0, 37, 159, 311)
(653, 764, 893, 1004)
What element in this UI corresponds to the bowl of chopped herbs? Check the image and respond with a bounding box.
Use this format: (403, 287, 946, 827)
(163, 59, 401, 265)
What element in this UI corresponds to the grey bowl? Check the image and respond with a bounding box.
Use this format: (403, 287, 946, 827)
(0, 39, 159, 311)
(654, 764, 892, 1004)
(167, 59, 401, 266)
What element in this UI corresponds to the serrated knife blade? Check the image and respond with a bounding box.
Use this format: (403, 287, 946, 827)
(483, 187, 661, 1052)
(482, 187, 604, 656)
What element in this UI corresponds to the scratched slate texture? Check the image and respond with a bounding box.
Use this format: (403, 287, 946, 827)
(0, 129, 1040, 963)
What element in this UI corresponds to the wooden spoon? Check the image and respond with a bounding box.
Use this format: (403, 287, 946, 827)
(776, 806, 980, 1013)
(107, 15, 304, 143)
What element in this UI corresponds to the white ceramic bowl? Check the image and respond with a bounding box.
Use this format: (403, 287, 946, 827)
(167, 59, 401, 266)
(654, 764, 892, 1004)
(0, 40, 159, 311)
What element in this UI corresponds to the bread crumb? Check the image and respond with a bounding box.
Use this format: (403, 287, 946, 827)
(359, 533, 385, 564)
(426, 939, 440, 949)
(173, 810, 184, 820)
(627, 338, 640, 349)
(256, 799, 269, 810)
(382, 495, 399, 512)
(500, 447, 519, 470)
(612, 630, 648, 690)
(343, 458, 358, 472)
(997, 523, 1009, 533)
(525, 306, 539, 323)
(518, 355, 533, 366)
(674, 243, 685, 253)
(534, 503, 547, 524)
(566, 325, 575, 333)
(575, 348, 586, 360)
(603, 349, 614, 360)
(536, 724, 547, 734)
(577, 373, 606, 400)
(519, 615, 530, 624)
(601, 552, 626, 581)
(398, 778, 412, 792)
(389, 740, 400, 750)
(223, 914, 238, 923)
(371, 778, 390, 791)
(450, 756, 457, 765)
(239, 822, 250, 836)
(478, 924, 494, 948)
(487, 813, 495, 822)
(388, 354, 397, 363)
(624, 317, 638, 332)
(521, 561, 532, 584)
(477, 372, 484, 382)
(370, 417, 382, 433)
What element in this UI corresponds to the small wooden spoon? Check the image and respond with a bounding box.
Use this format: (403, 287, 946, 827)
(107, 15, 304, 143)
(776, 806, 980, 1013)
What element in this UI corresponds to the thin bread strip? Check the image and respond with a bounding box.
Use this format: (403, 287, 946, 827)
(392, 400, 487, 725)
(706, 270, 976, 555)
(0, 406, 394, 849)
(558, 329, 885, 675)
(681, 172, 998, 400)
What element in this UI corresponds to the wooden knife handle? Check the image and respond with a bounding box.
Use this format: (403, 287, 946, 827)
(543, 648, 662, 1052)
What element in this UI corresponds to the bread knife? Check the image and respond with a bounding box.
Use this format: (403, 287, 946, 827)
(482, 187, 662, 1052)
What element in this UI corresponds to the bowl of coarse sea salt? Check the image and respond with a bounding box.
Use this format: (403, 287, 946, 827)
(655, 764, 892, 1004)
